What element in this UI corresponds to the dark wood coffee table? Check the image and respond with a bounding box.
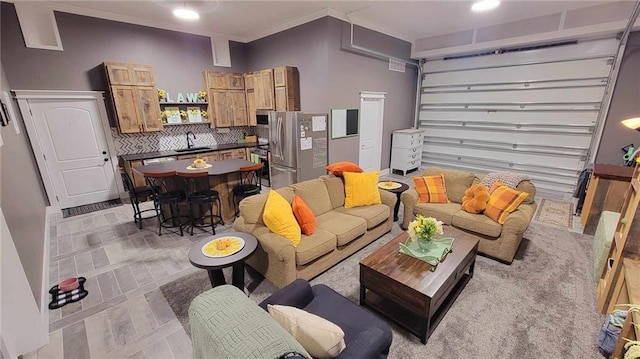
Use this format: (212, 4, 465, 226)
(188, 232, 258, 290)
(359, 226, 479, 344)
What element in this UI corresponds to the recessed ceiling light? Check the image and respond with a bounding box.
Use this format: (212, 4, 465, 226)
(471, 0, 500, 12)
(173, 8, 200, 20)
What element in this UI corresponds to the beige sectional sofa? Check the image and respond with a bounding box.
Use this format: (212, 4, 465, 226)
(233, 175, 396, 288)
(401, 167, 537, 263)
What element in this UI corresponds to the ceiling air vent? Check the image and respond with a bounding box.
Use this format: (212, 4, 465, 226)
(389, 58, 406, 73)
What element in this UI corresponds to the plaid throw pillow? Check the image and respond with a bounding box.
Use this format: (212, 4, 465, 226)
(484, 185, 528, 224)
(412, 175, 449, 203)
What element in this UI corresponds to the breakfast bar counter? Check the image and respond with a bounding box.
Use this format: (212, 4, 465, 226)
(134, 158, 255, 223)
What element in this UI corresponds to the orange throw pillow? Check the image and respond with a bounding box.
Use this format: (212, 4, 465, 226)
(292, 195, 316, 235)
(325, 162, 364, 176)
(462, 184, 490, 214)
(412, 175, 449, 203)
(484, 185, 528, 224)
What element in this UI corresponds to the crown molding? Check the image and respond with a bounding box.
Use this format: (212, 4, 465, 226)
(326, 8, 415, 43)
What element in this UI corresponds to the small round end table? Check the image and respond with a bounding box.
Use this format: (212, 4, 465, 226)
(378, 181, 410, 221)
(188, 232, 258, 290)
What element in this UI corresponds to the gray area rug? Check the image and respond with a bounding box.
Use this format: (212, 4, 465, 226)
(160, 222, 604, 358)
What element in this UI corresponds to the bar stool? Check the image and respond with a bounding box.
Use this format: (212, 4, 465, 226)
(121, 172, 159, 229)
(232, 163, 264, 217)
(144, 171, 187, 236)
(177, 171, 224, 235)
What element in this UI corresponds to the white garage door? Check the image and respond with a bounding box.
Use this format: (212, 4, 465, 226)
(418, 38, 618, 193)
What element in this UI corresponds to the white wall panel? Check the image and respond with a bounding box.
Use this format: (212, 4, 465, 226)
(418, 38, 616, 193)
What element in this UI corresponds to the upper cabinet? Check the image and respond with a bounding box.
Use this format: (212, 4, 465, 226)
(254, 70, 275, 110)
(203, 71, 248, 128)
(104, 62, 162, 134)
(106, 62, 156, 86)
(273, 66, 300, 111)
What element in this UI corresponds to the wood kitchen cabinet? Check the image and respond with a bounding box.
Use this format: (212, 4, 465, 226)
(246, 90, 257, 126)
(105, 62, 162, 133)
(105, 62, 155, 86)
(273, 66, 300, 111)
(254, 69, 275, 110)
(124, 160, 146, 187)
(203, 71, 248, 128)
(244, 73, 254, 90)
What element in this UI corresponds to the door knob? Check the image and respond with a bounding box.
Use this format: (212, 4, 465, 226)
(104, 158, 109, 162)
(102, 151, 107, 155)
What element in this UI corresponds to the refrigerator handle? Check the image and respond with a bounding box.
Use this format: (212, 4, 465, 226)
(277, 116, 283, 160)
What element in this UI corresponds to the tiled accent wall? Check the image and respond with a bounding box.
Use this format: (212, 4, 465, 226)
(111, 125, 255, 155)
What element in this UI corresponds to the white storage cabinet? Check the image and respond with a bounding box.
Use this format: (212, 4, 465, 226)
(391, 129, 424, 176)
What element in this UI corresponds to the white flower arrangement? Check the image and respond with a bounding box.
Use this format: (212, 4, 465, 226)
(407, 214, 443, 242)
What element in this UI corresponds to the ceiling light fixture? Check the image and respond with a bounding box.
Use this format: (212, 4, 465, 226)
(173, 7, 199, 21)
(471, 0, 500, 12)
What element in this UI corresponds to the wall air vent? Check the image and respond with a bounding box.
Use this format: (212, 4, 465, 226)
(443, 40, 578, 61)
(389, 58, 406, 72)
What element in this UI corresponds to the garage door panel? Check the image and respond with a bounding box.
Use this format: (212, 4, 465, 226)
(419, 110, 599, 125)
(421, 87, 606, 105)
(422, 129, 592, 149)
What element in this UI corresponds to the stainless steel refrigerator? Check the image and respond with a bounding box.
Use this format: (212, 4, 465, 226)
(269, 111, 328, 189)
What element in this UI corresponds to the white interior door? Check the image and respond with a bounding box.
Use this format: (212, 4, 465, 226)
(359, 92, 385, 171)
(28, 99, 118, 208)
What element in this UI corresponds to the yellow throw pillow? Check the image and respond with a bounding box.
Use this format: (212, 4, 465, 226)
(268, 304, 346, 359)
(263, 190, 301, 246)
(484, 185, 528, 224)
(343, 171, 382, 209)
(412, 174, 449, 203)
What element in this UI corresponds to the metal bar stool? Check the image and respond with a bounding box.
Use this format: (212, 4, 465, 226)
(177, 171, 224, 235)
(121, 171, 159, 229)
(232, 162, 264, 217)
(143, 170, 187, 236)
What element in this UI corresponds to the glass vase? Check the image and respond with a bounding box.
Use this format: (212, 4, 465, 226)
(417, 235, 432, 252)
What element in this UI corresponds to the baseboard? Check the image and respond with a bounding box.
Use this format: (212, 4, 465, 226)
(41, 206, 56, 330)
(379, 168, 390, 176)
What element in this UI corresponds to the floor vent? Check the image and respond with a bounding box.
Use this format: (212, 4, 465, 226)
(62, 199, 123, 218)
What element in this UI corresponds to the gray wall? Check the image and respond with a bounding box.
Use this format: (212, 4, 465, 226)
(246, 18, 330, 113)
(327, 18, 417, 167)
(246, 16, 417, 169)
(1, 3, 247, 97)
(596, 31, 640, 165)
(0, 62, 49, 309)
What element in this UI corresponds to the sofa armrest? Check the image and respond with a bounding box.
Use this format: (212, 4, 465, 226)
(379, 189, 396, 212)
(504, 203, 536, 232)
(259, 279, 314, 311)
(336, 327, 390, 359)
(256, 231, 296, 262)
(400, 188, 419, 230)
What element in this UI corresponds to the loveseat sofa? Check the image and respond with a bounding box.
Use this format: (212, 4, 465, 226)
(234, 175, 395, 288)
(401, 167, 537, 263)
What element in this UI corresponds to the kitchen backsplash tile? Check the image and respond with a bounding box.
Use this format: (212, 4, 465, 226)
(111, 125, 255, 155)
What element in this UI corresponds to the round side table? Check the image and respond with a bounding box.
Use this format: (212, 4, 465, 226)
(378, 182, 410, 222)
(188, 232, 258, 290)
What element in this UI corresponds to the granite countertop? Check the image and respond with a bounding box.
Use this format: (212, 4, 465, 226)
(120, 142, 259, 161)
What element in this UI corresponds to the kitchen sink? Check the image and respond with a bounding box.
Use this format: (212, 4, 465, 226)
(174, 147, 213, 153)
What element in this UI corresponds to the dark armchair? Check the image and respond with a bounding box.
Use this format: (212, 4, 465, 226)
(260, 279, 393, 359)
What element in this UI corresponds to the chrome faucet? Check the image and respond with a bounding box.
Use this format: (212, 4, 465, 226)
(186, 131, 196, 149)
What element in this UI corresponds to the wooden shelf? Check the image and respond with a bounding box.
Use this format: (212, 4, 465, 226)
(615, 232, 623, 248)
(159, 102, 208, 105)
(163, 121, 210, 126)
(633, 179, 640, 192)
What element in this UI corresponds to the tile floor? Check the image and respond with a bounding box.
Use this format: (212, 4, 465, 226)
(24, 171, 574, 358)
(25, 200, 213, 359)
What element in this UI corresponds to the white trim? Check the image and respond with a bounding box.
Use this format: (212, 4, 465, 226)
(379, 168, 390, 176)
(46, 1, 242, 42)
(14, 90, 122, 208)
(40, 206, 56, 329)
(359, 91, 387, 99)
